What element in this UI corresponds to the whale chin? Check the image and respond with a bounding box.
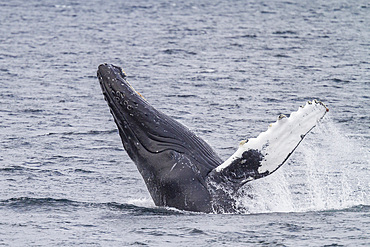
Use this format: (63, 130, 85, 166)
(97, 63, 329, 213)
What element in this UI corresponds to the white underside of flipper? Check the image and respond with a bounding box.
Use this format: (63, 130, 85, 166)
(215, 100, 329, 176)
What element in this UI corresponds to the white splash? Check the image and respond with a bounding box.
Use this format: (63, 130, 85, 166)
(127, 198, 156, 208)
(236, 117, 369, 213)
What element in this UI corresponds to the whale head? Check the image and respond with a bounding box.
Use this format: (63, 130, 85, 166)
(97, 64, 222, 212)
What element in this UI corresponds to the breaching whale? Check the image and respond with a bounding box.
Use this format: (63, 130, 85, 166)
(97, 63, 329, 213)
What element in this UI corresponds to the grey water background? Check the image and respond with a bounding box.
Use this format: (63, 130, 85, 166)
(1, 0, 369, 246)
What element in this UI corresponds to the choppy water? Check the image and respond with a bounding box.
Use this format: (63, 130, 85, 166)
(1, 0, 369, 246)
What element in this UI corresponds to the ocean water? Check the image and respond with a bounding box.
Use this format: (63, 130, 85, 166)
(0, 0, 369, 246)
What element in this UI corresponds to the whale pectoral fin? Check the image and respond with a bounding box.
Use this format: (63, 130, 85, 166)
(211, 149, 270, 186)
(211, 100, 329, 188)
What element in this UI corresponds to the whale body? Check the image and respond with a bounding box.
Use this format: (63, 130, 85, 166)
(97, 64, 328, 213)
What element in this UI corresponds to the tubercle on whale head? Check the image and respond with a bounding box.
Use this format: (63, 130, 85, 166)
(97, 63, 146, 101)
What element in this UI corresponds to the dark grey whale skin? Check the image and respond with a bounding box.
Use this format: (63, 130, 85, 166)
(97, 64, 268, 213)
(97, 64, 224, 212)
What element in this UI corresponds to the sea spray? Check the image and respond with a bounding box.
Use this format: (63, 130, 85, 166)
(236, 117, 369, 213)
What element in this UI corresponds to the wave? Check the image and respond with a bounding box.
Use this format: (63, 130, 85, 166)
(46, 129, 117, 136)
(0, 197, 367, 216)
(324, 204, 369, 213)
(0, 197, 185, 215)
(0, 197, 80, 207)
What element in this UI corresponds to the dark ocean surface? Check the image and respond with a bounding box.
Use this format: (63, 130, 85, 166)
(0, 0, 369, 246)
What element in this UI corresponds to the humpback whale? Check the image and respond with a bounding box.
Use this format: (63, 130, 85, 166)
(97, 63, 329, 213)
